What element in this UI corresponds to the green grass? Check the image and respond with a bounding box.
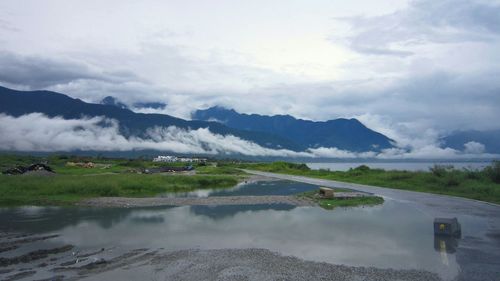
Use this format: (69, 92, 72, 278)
(0, 174, 238, 206)
(196, 165, 246, 176)
(239, 161, 500, 204)
(0, 154, 245, 206)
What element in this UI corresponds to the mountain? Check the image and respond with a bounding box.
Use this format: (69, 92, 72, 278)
(100, 96, 129, 110)
(193, 106, 394, 152)
(133, 101, 167, 110)
(442, 130, 500, 154)
(0, 86, 303, 151)
(0, 86, 396, 153)
(100, 96, 167, 110)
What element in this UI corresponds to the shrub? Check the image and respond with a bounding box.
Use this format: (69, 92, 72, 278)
(98, 186, 120, 196)
(445, 177, 460, 187)
(354, 165, 370, 172)
(430, 165, 454, 177)
(484, 161, 500, 183)
(120, 159, 146, 168)
(388, 172, 413, 180)
(270, 162, 310, 171)
(283, 162, 310, 171)
(463, 168, 481, 180)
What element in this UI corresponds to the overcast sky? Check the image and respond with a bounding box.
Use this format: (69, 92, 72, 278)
(1, 0, 500, 150)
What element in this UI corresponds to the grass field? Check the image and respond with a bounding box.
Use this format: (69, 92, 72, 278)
(3, 154, 499, 206)
(0, 154, 245, 206)
(239, 161, 500, 204)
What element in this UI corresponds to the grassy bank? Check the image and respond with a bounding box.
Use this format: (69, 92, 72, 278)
(0, 154, 245, 206)
(239, 161, 500, 204)
(0, 174, 238, 206)
(297, 190, 384, 209)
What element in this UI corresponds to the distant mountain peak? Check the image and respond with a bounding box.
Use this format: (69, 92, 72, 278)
(100, 96, 129, 110)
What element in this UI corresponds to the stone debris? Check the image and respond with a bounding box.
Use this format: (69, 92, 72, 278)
(2, 163, 54, 175)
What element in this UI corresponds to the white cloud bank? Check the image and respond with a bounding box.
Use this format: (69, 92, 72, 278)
(0, 114, 497, 159)
(0, 113, 310, 157)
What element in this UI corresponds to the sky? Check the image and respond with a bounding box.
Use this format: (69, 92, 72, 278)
(1, 0, 500, 156)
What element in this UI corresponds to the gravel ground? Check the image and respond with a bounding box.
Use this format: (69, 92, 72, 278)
(1, 231, 442, 281)
(78, 195, 315, 208)
(82, 248, 442, 281)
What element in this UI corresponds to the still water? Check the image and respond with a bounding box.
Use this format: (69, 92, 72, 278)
(0, 181, 482, 280)
(307, 161, 491, 171)
(163, 180, 319, 198)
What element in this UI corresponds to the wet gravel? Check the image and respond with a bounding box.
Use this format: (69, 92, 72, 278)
(0, 230, 442, 281)
(78, 195, 315, 208)
(83, 248, 442, 281)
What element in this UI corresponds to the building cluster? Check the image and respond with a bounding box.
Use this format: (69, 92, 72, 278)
(152, 155, 207, 163)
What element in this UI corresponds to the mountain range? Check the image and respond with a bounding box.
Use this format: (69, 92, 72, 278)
(100, 96, 167, 111)
(1, 85, 498, 156)
(192, 106, 394, 152)
(0, 86, 397, 153)
(0, 86, 301, 151)
(442, 130, 500, 154)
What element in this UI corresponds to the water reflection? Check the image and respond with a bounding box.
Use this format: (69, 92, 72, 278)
(189, 204, 295, 220)
(434, 235, 459, 254)
(0, 200, 465, 280)
(165, 180, 319, 197)
(0, 206, 174, 233)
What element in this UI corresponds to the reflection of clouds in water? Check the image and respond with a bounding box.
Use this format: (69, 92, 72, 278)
(163, 180, 311, 198)
(14, 206, 60, 217)
(189, 204, 296, 220)
(129, 211, 165, 224)
(163, 180, 252, 198)
(56, 201, 459, 279)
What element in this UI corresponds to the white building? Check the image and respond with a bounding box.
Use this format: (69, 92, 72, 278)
(153, 155, 178, 162)
(153, 156, 208, 163)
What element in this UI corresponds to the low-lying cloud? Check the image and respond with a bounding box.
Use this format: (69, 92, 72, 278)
(0, 113, 496, 159)
(0, 113, 309, 157)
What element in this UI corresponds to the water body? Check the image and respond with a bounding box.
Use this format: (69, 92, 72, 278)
(163, 180, 318, 198)
(0, 181, 486, 281)
(307, 161, 491, 171)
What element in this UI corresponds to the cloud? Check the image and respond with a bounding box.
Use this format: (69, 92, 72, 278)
(0, 18, 19, 33)
(337, 0, 500, 56)
(463, 141, 486, 154)
(307, 146, 498, 160)
(376, 146, 460, 159)
(0, 51, 144, 89)
(0, 0, 499, 154)
(349, 46, 413, 57)
(0, 113, 309, 157)
(307, 147, 376, 159)
(0, 114, 496, 159)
